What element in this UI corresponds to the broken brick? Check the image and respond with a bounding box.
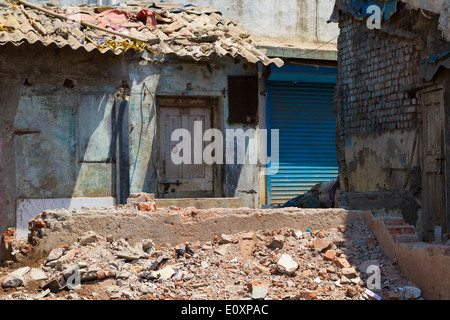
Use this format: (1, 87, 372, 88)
(312, 239, 332, 252)
(139, 203, 156, 212)
(324, 250, 336, 261)
(334, 257, 351, 268)
(34, 221, 47, 229)
(302, 291, 318, 300)
(346, 286, 358, 297)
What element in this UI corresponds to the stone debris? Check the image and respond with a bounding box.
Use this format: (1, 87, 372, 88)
(1, 267, 30, 288)
(47, 248, 65, 261)
(276, 254, 298, 275)
(28, 268, 47, 281)
(78, 231, 98, 246)
(0, 221, 423, 300)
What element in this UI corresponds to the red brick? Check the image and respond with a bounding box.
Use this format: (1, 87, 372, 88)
(346, 286, 358, 297)
(139, 203, 155, 212)
(312, 239, 332, 252)
(387, 227, 403, 235)
(20, 246, 32, 255)
(323, 250, 336, 261)
(34, 221, 47, 229)
(334, 257, 351, 268)
(403, 227, 417, 234)
(3, 228, 14, 237)
(392, 234, 419, 243)
(302, 292, 318, 300)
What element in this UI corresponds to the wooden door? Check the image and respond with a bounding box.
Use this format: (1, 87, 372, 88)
(420, 88, 446, 241)
(157, 98, 214, 198)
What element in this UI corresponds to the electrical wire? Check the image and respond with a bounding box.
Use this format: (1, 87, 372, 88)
(295, 35, 339, 59)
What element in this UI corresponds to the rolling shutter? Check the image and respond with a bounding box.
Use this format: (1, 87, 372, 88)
(267, 82, 338, 206)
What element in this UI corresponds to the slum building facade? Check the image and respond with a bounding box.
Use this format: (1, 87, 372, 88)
(0, 0, 283, 240)
(330, 0, 450, 241)
(190, 0, 342, 207)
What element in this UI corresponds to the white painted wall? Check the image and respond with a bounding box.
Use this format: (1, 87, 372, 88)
(185, 0, 338, 45)
(16, 197, 116, 238)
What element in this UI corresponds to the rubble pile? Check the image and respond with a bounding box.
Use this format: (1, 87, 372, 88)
(0, 220, 422, 300)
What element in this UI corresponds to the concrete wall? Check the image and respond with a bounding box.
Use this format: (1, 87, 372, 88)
(363, 212, 450, 300)
(0, 43, 125, 242)
(189, 0, 338, 45)
(0, 42, 264, 245)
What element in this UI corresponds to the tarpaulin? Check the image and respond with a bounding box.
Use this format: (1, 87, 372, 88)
(419, 51, 450, 81)
(329, 0, 398, 22)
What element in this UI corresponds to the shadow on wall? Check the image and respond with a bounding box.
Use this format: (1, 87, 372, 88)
(12, 72, 128, 238)
(133, 82, 249, 202)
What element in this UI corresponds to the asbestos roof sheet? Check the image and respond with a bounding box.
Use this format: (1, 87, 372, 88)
(0, 0, 284, 67)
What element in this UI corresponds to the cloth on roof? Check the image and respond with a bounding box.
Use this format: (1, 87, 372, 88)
(419, 51, 450, 81)
(0, 0, 283, 67)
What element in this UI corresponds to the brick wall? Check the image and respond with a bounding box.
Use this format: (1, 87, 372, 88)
(335, 11, 425, 136)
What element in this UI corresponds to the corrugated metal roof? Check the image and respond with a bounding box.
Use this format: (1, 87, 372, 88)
(0, 0, 284, 66)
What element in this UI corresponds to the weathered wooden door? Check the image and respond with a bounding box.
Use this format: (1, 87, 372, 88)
(420, 87, 446, 241)
(157, 97, 214, 198)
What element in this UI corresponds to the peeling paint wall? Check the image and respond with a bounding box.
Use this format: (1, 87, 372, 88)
(0, 41, 264, 240)
(344, 131, 419, 191)
(126, 56, 260, 208)
(0, 43, 124, 237)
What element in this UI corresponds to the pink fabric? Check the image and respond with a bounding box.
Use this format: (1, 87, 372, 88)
(68, 9, 156, 30)
(95, 9, 134, 28)
(136, 9, 156, 27)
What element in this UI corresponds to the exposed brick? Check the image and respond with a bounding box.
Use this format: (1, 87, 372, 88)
(392, 234, 419, 243)
(387, 227, 404, 235)
(383, 218, 406, 226)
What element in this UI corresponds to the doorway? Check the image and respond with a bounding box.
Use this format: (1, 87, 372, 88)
(156, 97, 217, 198)
(419, 86, 447, 241)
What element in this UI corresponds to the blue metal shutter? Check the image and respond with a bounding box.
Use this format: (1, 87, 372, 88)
(267, 82, 338, 206)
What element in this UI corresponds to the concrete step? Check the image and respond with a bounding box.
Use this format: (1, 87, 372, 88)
(153, 197, 244, 209)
